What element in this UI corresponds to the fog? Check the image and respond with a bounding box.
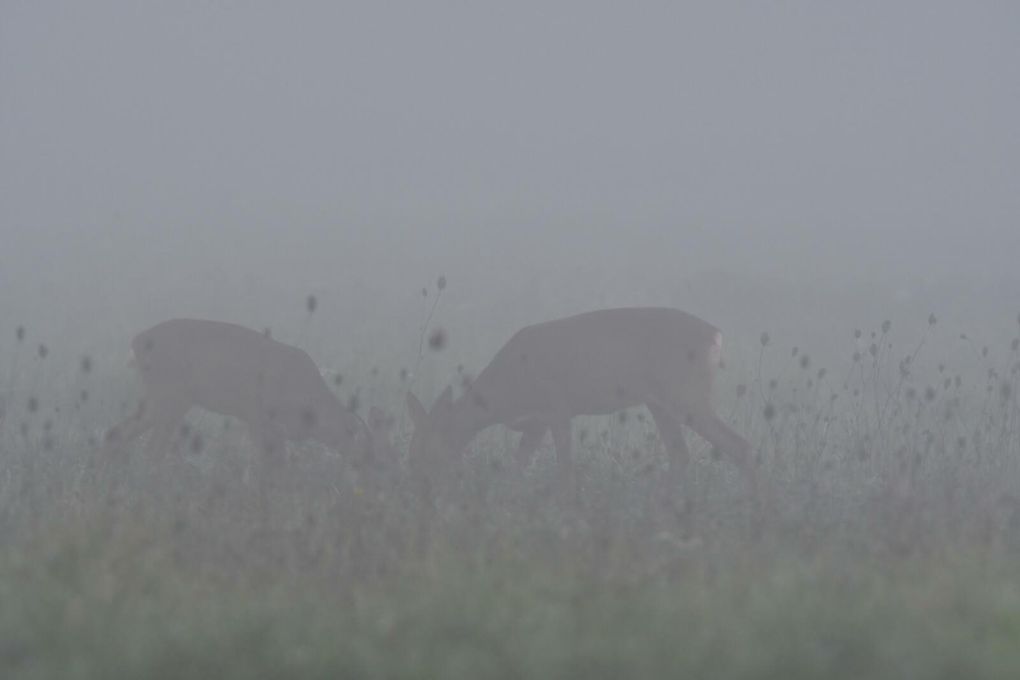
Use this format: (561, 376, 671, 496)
(4, 3, 1019, 342)
(2, 2, 1020, 677)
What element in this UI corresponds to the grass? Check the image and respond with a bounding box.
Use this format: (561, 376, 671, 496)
(2, 308, 1020, 677)
(4, 515, 1020, 679)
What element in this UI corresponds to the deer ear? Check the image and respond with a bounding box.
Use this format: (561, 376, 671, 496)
(406, 392, 428, 427)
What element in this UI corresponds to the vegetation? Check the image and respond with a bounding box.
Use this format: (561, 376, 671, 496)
(2, 298, 1020, 678)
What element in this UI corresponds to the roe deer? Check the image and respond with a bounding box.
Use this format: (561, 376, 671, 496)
(105, 319, 371, 465)
(406, 307, 754, 501)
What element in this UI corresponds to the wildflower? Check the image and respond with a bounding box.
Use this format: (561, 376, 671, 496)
(428, 328, 447, 350)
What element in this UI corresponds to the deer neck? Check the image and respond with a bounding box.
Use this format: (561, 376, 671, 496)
(447, 393, 493, 451)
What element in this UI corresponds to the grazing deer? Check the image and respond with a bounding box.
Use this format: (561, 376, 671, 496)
(104, 319, 371, 466)
(406, 307, 754, 502)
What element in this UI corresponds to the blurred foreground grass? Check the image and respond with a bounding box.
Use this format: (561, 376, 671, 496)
(3, 309, 1020, 678)
(3, 505, 1020, 679)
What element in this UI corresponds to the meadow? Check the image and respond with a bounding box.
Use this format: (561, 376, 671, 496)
(2, 282, 1020, 679)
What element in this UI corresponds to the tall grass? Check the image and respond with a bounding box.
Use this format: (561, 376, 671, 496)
(2, 310, 1020, 677)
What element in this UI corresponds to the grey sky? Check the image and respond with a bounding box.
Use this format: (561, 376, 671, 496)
(1, 2, 1018, 349)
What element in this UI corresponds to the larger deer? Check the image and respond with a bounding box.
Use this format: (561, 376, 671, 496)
(406, 307, 754, 502)
(105, 319, 371, 466)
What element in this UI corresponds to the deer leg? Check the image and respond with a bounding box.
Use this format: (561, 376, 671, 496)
(686, 408, 756, 497)
(104, 411, 150, 451)
(251, 424, 287, 469)
(144, 418, 182, 462)
(647, 403, 693, 513)
(143, 399, 190, 464)
(247, 425, 287, 516)
(105, 397, 186, 461)
(549, 420, 575, 502)
(99, 403, 155, 477)
(514, 425, 547, 469)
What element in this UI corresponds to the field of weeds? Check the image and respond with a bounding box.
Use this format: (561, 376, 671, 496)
(2, 301, 1020, 678)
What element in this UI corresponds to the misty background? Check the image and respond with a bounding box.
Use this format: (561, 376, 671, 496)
(2, 1, 1018, 397)
(4, 6, 1020, 675)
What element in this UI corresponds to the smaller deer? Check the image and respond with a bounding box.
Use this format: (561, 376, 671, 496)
(105, 319, 371, 466)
